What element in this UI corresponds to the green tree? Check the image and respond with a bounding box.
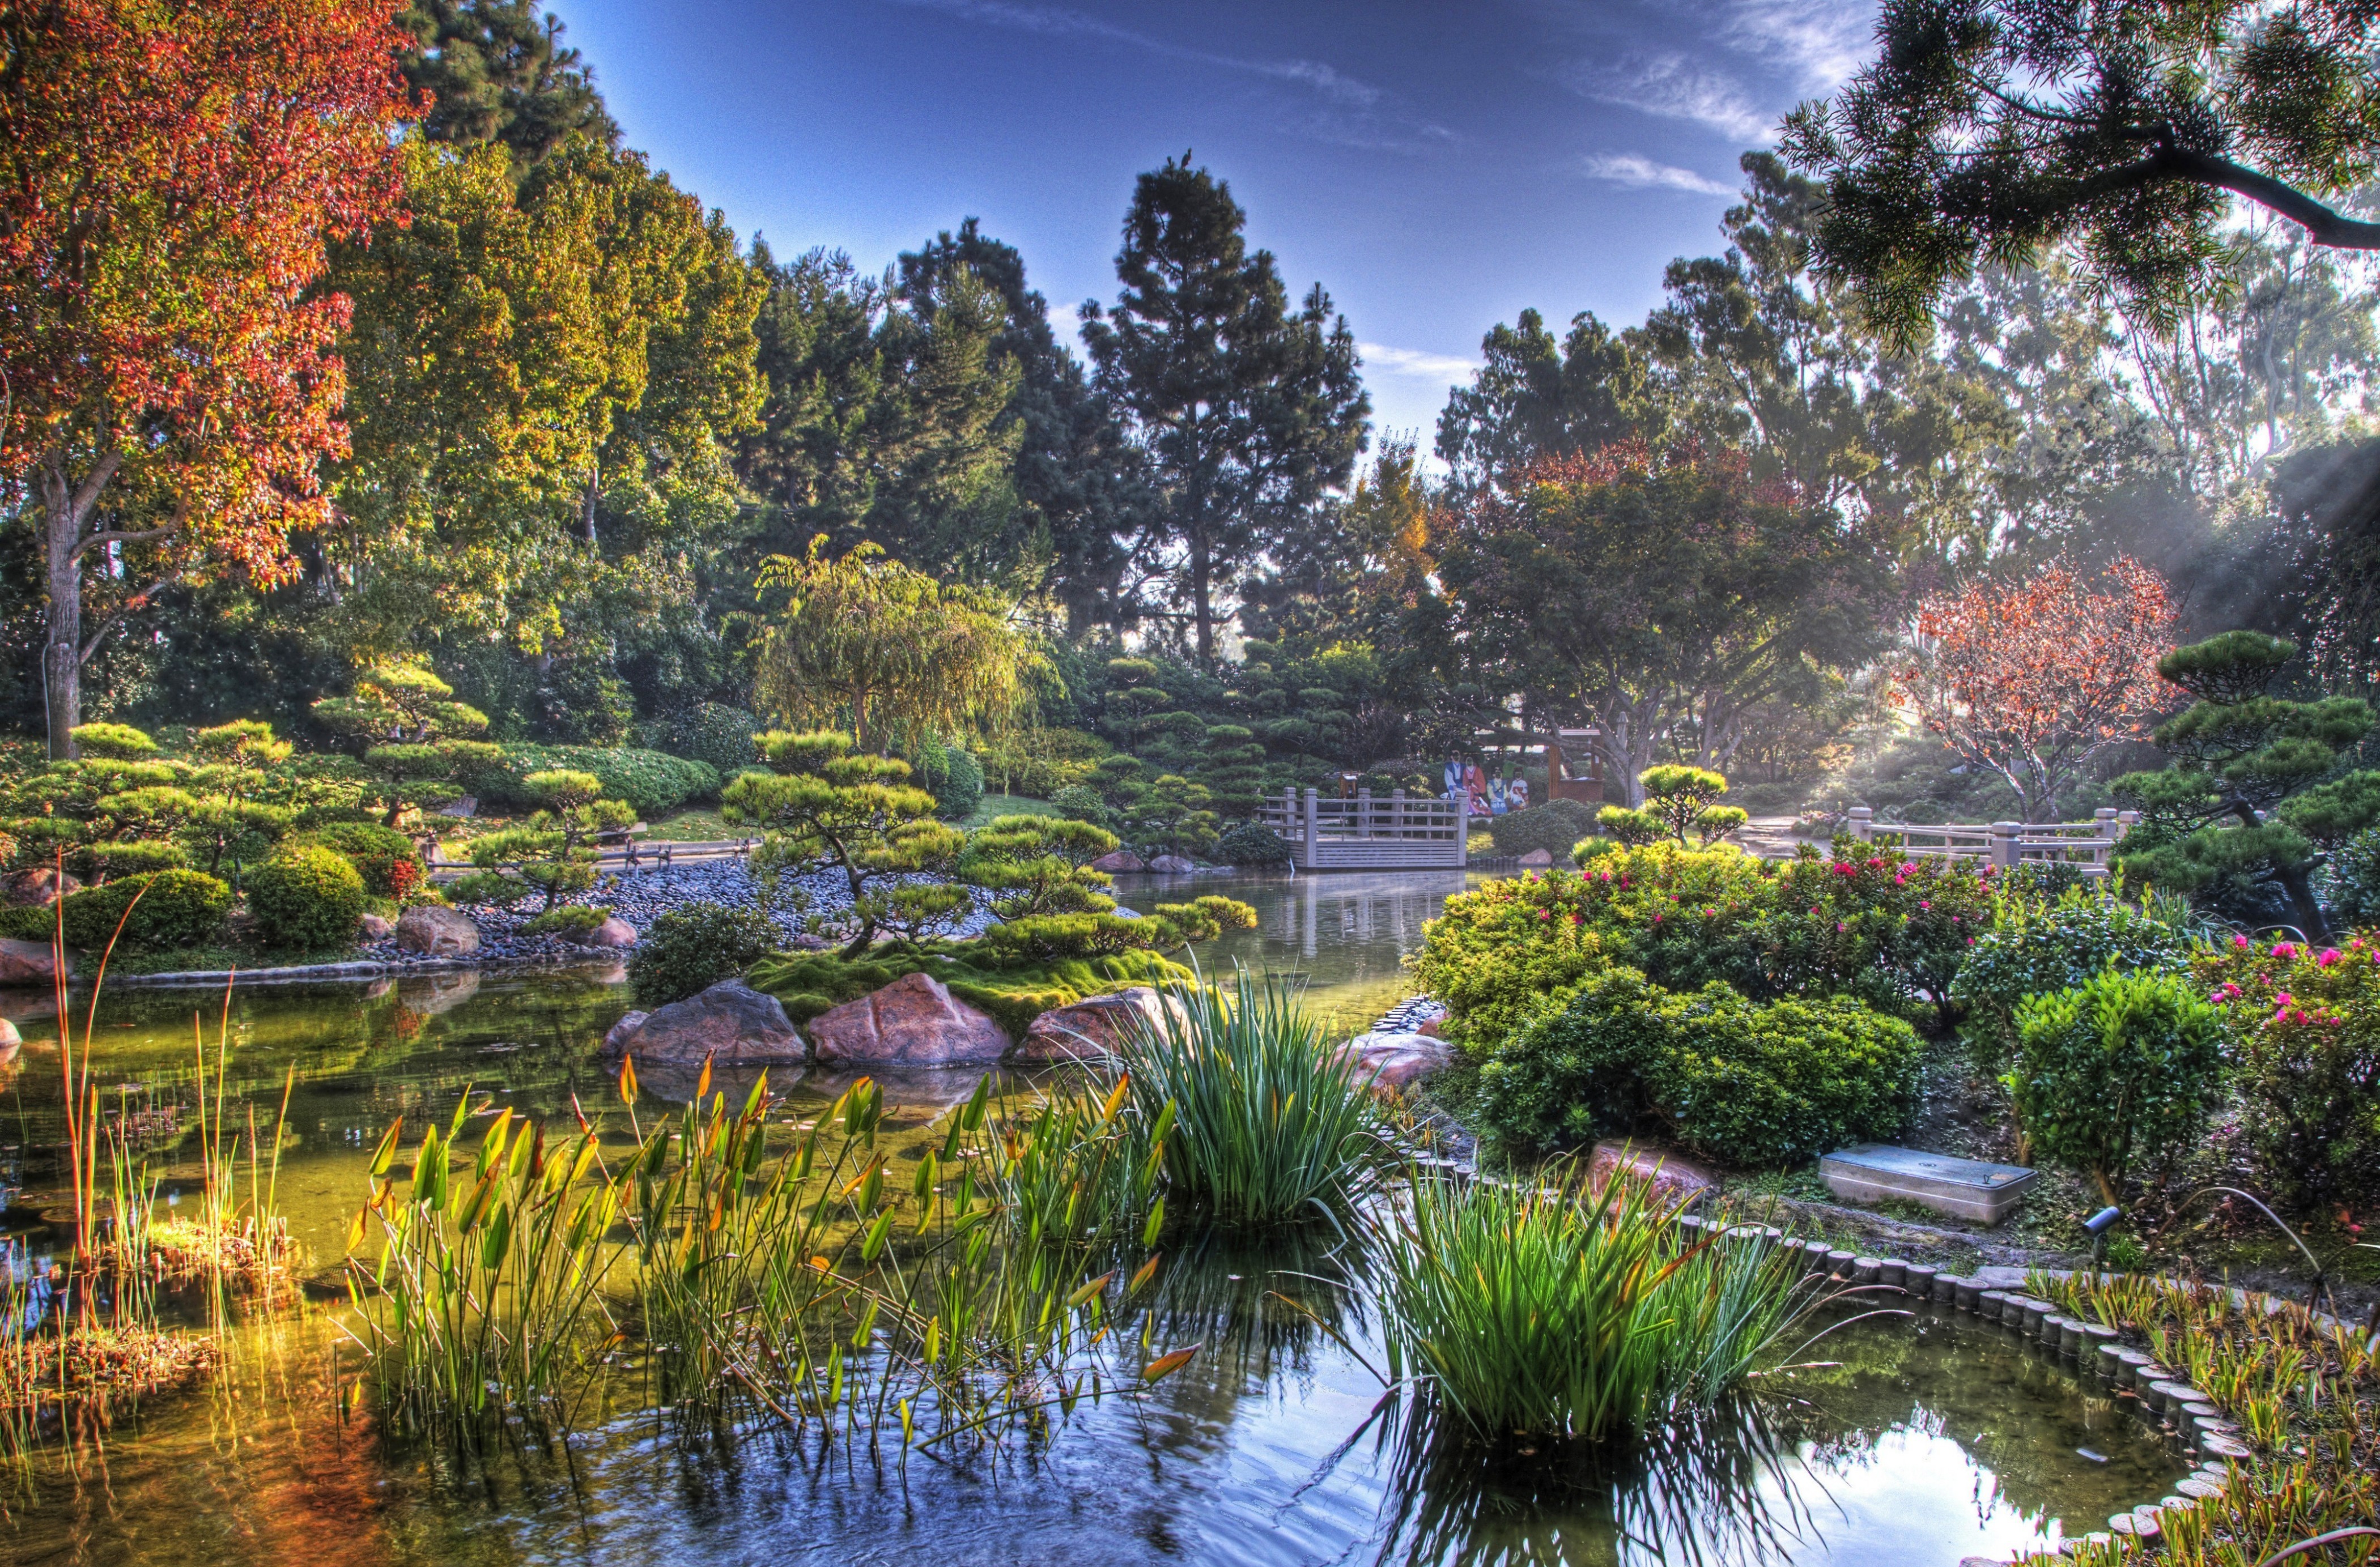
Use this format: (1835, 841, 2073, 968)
(455, 767, 632, 910)
(1082, 156, 1371, 660)
(721, 731, 966, 957)
(398, 0, 619, 173)
(1435, 310, 1648, 491)
(751, 536, 1042, 755)
(2114, 631, 2380, 935)
(312, 663, 496, 826)
(1783, 0, 2380, 346)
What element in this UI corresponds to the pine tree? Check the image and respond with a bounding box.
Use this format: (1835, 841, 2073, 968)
(399, 0, 618, 173)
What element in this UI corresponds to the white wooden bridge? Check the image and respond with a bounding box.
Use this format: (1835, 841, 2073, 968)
(1257, 787, 1470, 870)
(1842, 806, 2138, 877)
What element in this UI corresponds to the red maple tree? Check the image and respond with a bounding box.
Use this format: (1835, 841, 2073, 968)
(1897, 556, 2177, 823)
(0, 0, 415, 756)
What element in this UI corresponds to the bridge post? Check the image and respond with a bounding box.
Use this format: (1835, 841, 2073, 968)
(1455, 788, 1468, 868)
(1989, 820, 2021, 870)
(1847, 806, 1873, 842)
(1391, 788, 1406, 841)
(1303, 787, 1321, 867)
(1356, 786, 1372, 838)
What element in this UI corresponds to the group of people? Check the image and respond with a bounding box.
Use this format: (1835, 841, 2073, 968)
(1441, 760, 1528, 817)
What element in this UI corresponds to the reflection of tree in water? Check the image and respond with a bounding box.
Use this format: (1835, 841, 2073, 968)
(1144, 1220, 1373, 1387)
(1365, 1396, 1818, 1567)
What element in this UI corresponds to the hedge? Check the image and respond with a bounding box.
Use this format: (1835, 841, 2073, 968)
(0, 870, 232, 953)
(452, 744, 721, 819)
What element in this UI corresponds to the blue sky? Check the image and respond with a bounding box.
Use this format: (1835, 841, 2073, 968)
(547, 0, 1875, 446)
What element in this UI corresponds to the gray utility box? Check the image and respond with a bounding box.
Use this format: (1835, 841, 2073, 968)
(1819, 1144, 2039, 1226)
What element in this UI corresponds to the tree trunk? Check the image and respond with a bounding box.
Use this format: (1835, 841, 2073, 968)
(35, 451, 121, 761)
(1189, 527, 1214, 663)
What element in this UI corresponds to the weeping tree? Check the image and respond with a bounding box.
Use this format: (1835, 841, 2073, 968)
(751, 536, 1044, 755)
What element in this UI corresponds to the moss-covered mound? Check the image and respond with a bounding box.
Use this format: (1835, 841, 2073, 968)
(746, 944, 1188, 1041)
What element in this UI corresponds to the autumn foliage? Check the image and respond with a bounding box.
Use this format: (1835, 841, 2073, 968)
(0, 0, 415, 750)
(1898, 557, 2176, 822)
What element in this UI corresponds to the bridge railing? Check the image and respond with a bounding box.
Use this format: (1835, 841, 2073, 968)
(1257, 786, 1469, 869)
(1843, 806, 2137, 876)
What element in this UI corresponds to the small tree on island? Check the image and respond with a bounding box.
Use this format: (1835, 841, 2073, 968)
(1897, 556, 2175, 823)
(313, 664, 499, 827)
(453, 769, 632, 913)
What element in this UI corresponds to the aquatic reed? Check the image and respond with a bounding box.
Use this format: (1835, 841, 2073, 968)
(1380, 1168, 1828, 1443)
(1115, 968, 1391, 1231)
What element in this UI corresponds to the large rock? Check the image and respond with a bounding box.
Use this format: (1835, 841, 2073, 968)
(3, 867, 78, 907)
(808, 971, 1009, 1067)
(578, 915, 637, 949)
(1517, 848, 1554, 867)
(601, 980, 805, 1065)
(1013, 986, 1175, 1064)
(0, 938, 65, 988)
(396, 904, 479, 957)
(1148, 854, 1196, 874)
(358, 912, 394, 941)
(1091, 850, 1146, 874)
(1331, 1030, 1453, 1096)
(1588, 1139, 1714, 1210)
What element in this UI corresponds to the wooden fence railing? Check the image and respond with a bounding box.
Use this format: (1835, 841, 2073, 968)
(1843, 806, 2137, 876)
(1257, 787, 1469, 870)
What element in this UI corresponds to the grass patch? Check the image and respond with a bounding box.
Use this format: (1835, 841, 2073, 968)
(1116, 969, 1391, 1230)
(1381, 1170, 1833, 1443)
(640, 805, 743, 842)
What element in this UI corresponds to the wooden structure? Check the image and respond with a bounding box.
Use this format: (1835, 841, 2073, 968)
(1257, 786, 1469, 870)
(1844, 806, 2137, 877)
(1547, 727, 1605, 807)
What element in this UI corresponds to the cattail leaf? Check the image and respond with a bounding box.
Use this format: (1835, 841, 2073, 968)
(368, 1117, 403, 1177)
(1141, 1343, 1201, 1384)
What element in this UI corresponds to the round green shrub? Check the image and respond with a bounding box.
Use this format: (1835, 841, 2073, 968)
(1488, 803, 1588, 859)
(670, 702, 761, 774)
(2012, 968, 2227, 1201)
(1475, 966, 1923, 1165)
(53, 870, 232, 953)
(1049, 784, 1112, 827)
(1948, 883, 2195, 1066)
(627, 901, 783, 1005)
(913, 739, 985, 820)
(1213, 819, 1293, 867)
(297, 821, 424, 897)
(247, 845, 368, 951)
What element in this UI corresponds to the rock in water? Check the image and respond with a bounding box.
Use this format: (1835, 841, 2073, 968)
(1014, 986, 1175, 1063)
(580, 915, 638, 948)
(602, 981, 805, 1064)
(1330, 1031, 1452, 1096)
(1090, 850, 1146, 873)
(1147, 854, 1196, 874)
(358, 912, 394, 940)
(0, 938, 66, 987)
(808, 972, 1009, 1066)
(396, 905, 481, 957)
(1516, 848, 1553, 867)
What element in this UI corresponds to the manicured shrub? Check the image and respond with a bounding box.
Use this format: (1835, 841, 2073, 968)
(450, 744, 720, 818)
(1638, 764, 1731, 845)
(1747, 842, 1996, 1030)
(297, 821, 425, 898)
(1212, 819, 1291, 867)
(1488, 803, 1588, 859)
(627, 901, 780, 1006)
(1048, 784, 1112, 827)
(1949, 880, 2196, 1065)
(668, 702, 760, 774)
(71, 838, 190, 882)
(69, 722, 159, 760)
(1474, 966, 1923, 1165)
(913, 739, 985, 821)
(1595, 806, 1665, 847)
(520, 904, 610, 938)
(2196, 935, 2380, 1210)
(1411, 871, 1621, 1052)
(2323, 825, 2380, 926)
(2012, 968, 2228, 1202)
(246, 845, 368, 951)
(46, 869, 232, 953)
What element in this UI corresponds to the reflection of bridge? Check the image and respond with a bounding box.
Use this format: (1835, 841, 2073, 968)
(1254, 869, 1474, 960)
(1257, 787, 1469, 870)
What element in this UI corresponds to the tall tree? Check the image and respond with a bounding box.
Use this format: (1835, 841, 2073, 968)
(1783, 0, 2380, 346)
(1082, 157, 1371, 661)
(1434, 309, 1648, 491)
(398, 0, 616, 172)
(1436, 440, 1890, 801)
(898, 219, 1146, 629)
(0, 0, 415, 758)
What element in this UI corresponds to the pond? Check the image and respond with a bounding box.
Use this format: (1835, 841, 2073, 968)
(0, 869, 2190, 1564)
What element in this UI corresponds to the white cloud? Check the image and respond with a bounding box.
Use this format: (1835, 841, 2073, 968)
(1582, 151, 1736, 195)
(1566, 52, 1775, 141)
(1718, 0, 1874, 93)
(1359, 342, 1480, 381)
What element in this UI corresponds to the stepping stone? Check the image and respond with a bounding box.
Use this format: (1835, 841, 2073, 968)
(1819, 1143, 2039, 1225)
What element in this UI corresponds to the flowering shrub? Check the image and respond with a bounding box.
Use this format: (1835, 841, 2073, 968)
(2195, 935, 2380, 1210)
(1748, 840, 1995, 1028)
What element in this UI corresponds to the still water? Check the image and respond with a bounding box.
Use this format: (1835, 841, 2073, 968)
(0, 870, 2188, 1565)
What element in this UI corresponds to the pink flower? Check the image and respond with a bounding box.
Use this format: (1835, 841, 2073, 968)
(1918, 901, 1931, 910)
(1967, 936, 1976, 945)
(2274, 942, 2298, 959)
(1653, 913, 1664, 924)
(2234, 934, 2253, 950)
(2319, 948, 2342, 967)
(1537, 909, 1550, 921)
(2276, 992, 2294, 1006)
(1834, 862, 1856, 876)
(1836, 921, 1847, 932)
(1867, 857, 1883, 870)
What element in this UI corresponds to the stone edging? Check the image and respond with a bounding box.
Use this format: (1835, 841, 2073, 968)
(1678, 1214, 2285, 1559)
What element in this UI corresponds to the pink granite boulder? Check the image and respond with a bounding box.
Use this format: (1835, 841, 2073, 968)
(1013, 986, 1175, 1063)
(1091, 850, 1146, 873)
(578, 915, 638, 948)
(0, 938, 65, 988)
(1330, 1030, 1453, 1096)
(1587, 1139, 1714, 1209)
(808, 971, 1009, 1067)
(601, 980, 805, 1065)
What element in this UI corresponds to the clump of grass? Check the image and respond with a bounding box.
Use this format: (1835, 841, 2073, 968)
(1116, 969, 1390, 1231)
(1380, 1168, 1833, 1443)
